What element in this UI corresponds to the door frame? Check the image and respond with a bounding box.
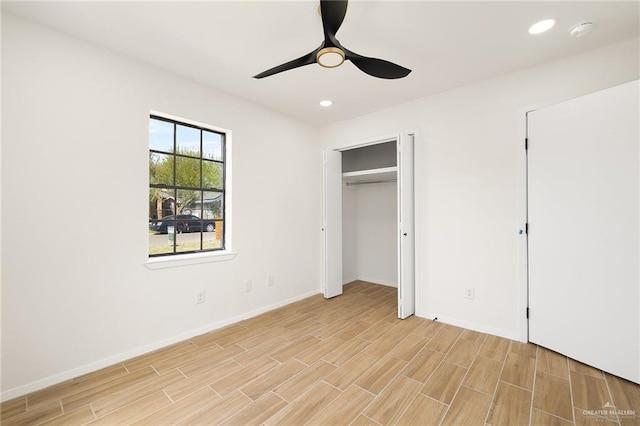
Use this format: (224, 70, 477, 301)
(518, 104, 549, 343)
(324, 129, 419, 317)
(518, 96, 609, 343)
(397, 132, 415, 319)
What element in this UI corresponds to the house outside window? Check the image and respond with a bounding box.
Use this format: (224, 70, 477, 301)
(148, 114, 226, 257)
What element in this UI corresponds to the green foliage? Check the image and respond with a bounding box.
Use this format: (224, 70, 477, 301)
(150, 150, 222, 188)
(149, 149, 223, 215)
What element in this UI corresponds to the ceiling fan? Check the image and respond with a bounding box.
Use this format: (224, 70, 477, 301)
(253, 0, 411, 80)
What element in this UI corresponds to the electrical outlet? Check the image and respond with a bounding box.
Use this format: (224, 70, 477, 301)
(245, 280, 253, 292)
(267, 275, 274, 287)
(464, 287, 475, 300)
(195, 289, 205, 304)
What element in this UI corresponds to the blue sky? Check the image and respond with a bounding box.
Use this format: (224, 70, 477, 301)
(149, 117, 223, 160)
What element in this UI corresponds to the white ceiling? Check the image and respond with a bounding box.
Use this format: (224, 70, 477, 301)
(3, 1, 639, 125)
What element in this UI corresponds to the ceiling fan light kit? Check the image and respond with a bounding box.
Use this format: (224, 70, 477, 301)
(317, 47, 345, 68)
(253, 0, 411, 80)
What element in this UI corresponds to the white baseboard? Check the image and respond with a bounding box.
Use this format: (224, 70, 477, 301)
(342, 275, 358, 285)
(356, 276, 398, 288)
(0, 289, 321, 402)
(419, 311, 523, 342)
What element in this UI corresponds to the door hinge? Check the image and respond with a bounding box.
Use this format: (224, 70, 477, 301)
(525, 138, 528, 150)
(525, 223, 529, 234)
(526, 307, 529, 319)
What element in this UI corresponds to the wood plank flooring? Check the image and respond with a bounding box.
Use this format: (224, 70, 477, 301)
(2, 281, 639, 425)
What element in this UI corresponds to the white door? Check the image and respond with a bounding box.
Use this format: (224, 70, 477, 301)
(323, 149, 343, 298)
(528, 80, 639, 383)
(398, 133, 415, 318)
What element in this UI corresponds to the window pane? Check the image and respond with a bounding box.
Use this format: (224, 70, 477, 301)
(176, 124, 200, 157)
(149, 189, 175, 223)
(203, 223, 222, 250)
(149, 193, 176, 255)
(171, 209, 199, 253)
(149, 118, 174, 152)
(202, 160, 223, 189)
(177, 189, 200, 218)
(175, 156, 201, 188)
(149, 231, 175, 255)
(175, 229, 202, 253)
(203, 191, 223, 219)
(203, 131, 223, 161)
(149, 152, 173, 185)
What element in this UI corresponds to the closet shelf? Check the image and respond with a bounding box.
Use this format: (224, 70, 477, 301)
(342, 166, 397, 183)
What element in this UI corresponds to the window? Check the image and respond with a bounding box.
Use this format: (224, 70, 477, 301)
(148, 115, 226, 257)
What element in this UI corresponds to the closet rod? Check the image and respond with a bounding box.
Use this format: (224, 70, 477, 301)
(345, 179, 397, 187)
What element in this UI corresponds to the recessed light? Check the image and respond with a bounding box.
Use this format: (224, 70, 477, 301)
(529, 19, 556, 35)
(320, 100, 333, 107)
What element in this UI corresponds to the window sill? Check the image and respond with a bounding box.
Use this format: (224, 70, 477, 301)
(144, 251, 237, 270)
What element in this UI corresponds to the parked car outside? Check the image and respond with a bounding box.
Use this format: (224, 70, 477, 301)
(151, 214, 215, 234)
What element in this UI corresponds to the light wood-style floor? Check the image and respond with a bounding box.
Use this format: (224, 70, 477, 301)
(2, 281, 639, 426)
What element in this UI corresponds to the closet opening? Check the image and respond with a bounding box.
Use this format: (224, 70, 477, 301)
(323, 133, 415, 319)
(342, 141, 399, 290)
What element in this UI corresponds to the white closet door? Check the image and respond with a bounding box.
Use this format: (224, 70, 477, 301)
(528, 80, 639, 383)
(398, 133, 415, 318)
(323, 149, 343, 298)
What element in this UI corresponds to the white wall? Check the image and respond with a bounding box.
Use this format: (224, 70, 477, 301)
(359, 183, 398, 287)
(342, 183, 398, 287)
(320, 37, 640, 340)
(1, 13, 321, 400)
